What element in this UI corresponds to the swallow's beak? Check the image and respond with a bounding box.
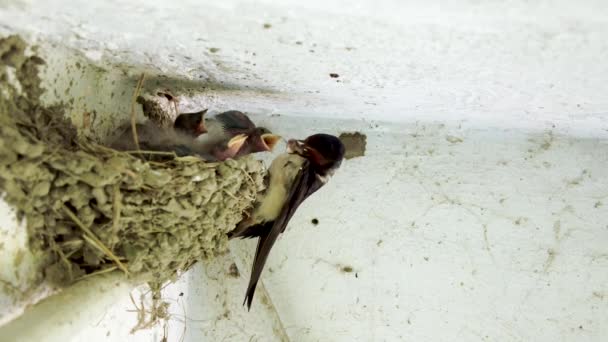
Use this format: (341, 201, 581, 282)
(225, 133, 249, 156)
(287, 139, 306, 155)
(261, 133, 281, 151)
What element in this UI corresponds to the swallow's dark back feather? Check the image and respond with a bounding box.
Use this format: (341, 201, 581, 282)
(216, 111, 256, 135)
(243, 159, 325, 309)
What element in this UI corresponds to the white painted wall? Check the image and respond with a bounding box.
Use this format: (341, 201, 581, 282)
(0, 0, 607, 341)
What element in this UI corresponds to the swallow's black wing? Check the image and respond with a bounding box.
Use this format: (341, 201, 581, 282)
(243, 160, 326, 309)
(234, 162, 323, 240)
(215, 110, 256, 135)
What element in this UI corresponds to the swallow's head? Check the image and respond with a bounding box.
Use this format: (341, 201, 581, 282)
(174, 109, 208, 137)
(288, 133, 345, 175)
(214, 133, 249, 161)
(216, 127, 281, 159)
(250, 127, 281, 153)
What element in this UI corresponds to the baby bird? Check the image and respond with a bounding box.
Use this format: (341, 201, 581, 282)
(173, 109, 208, 137)
(199, 110, 281, 161)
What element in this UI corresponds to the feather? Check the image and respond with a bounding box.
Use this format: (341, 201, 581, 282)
(242, 160, 326, 309)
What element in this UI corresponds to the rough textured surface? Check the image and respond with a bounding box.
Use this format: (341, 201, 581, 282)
(0, 36, 264, 291)
(1, 1, 608, 341)
(339, 132, 366, 159)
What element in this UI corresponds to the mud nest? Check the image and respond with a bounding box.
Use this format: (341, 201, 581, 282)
(0, 35, 265, 289)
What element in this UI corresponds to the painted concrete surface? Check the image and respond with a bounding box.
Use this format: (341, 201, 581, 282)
(1, 0, 607, 131)
(0, 196, 42, 325)
(69, 255, 288, 342)
(0, 0, 607, 341)
(1, 272, 135, 342)
(249, 116, 608, 341)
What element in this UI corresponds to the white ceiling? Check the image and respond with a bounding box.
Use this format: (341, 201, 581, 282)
(1, 0, 607, 130)
(1, 1, 608, 341)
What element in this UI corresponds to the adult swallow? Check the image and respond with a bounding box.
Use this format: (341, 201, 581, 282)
(173, 109, 208, 137)
(228, 133, 345, 310)
(203, 110, 281, 161)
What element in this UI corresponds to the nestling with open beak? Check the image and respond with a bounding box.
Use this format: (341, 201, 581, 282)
(229, 133, 345, 310)
(173, 109, 208, 137)
(108, 110, 279, 161)
(202, 110, 281, 161)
